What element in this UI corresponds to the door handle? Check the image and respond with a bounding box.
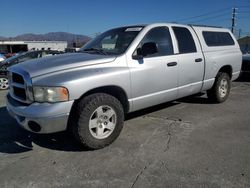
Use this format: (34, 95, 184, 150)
(195, 58, 203, 62)
(167, 62, 177, 67)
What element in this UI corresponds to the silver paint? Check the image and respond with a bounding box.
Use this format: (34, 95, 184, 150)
(6, 23, 242, 133)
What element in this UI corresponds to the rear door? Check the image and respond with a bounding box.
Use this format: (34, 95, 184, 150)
(172, 26, 205, 98)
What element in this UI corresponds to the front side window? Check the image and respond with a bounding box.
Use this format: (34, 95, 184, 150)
(27, 52, 39, 59)
(40, 51, 52, 57)
(138, 27, 174, 57)
(18, 52, 38, 63)
(80, 27, 144, 55)
(172, 27, 197, 54)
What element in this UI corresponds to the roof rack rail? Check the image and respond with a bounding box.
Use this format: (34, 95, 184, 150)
(188, 24, 222, 28)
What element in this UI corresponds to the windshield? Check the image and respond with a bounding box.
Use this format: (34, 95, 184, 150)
(2, 52, 26, 64)
(80, 26, 144, 55)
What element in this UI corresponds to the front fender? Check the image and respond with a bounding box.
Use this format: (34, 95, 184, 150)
(32, 65, 131, 101)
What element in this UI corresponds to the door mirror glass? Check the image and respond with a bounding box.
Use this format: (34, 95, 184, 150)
(132, 42, 158, 60)
(141, 42, 158, 56)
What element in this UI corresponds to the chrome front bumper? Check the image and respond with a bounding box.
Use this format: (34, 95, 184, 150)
(6, 94, 74, 133)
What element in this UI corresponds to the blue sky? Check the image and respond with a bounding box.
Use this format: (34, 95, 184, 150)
(1, 0, 250, 37)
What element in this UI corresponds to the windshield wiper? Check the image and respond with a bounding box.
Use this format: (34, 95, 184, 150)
(82, 48, 108, 55)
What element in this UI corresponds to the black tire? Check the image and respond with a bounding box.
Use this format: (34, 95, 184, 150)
(0, 75, 9, 90)
(70, 93, 124, 149)
(207, 72, 231, 103)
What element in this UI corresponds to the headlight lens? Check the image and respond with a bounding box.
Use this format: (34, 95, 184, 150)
(33, 86, 69, 103)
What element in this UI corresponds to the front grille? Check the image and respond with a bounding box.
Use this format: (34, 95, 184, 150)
(9, 71, 30, 103)
(13, 86, 26, 100)
(12, 73, 24, 84)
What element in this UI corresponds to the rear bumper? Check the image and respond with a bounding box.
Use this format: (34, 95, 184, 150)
(6, 94, 74, 133)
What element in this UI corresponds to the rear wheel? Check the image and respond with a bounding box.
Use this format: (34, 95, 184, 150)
(207, 72, 231, 103)
(70, 93, 124, 149)
(0, 75, 9, 90)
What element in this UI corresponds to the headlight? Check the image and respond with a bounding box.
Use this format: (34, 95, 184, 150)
(33, 86, 69, 103)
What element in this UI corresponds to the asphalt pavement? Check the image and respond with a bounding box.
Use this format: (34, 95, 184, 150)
(0, 77, 250, 188)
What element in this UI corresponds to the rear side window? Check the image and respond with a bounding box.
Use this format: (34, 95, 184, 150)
(202, 31, 235, 46)
(172, 27, 197, 54)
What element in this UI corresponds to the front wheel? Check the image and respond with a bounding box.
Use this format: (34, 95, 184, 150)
(70, 93, 124, 149)
(207, 72, 231, 103)
(0, 75, 9, 90)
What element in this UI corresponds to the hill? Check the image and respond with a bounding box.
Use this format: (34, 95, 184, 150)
(0, 36, 7, 40)
(0, 32, 91, 47)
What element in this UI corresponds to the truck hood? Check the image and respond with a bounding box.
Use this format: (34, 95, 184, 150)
(10, 53, 116, 78)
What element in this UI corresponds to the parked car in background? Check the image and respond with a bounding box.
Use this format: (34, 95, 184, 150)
(0, 50, 63, 90)
(4, 53, 17, 58)
(0, 54, 6, 62)
(65, 47, 80, 53)
(241, 54, 250, 74)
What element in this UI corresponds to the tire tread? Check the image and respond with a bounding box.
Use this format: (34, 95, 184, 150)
(70, 93, 124, 149)
(207, 72, 231, 103)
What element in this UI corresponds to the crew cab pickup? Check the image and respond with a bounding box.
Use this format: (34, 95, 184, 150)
(6, 23, 242, 149)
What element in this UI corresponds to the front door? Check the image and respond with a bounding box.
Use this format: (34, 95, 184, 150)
(129, 26, 179, 112)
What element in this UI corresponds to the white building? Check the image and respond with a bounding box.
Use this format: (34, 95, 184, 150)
(0, 41, 67, 53)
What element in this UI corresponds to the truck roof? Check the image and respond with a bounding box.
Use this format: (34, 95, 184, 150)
(188, 24, 223, 28)
(114, 23, 226, 31)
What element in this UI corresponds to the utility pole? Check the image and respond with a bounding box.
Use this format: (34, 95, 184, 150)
(231, 7, 237, 34)
(238, 29, 241, 39)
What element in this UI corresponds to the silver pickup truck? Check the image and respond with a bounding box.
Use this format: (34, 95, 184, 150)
(6, 23, 242, 149)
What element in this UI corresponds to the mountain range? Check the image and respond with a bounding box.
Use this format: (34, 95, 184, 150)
(0, 32, 91, 47)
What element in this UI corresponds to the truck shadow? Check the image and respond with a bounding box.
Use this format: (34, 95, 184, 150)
(125, 101, 179, 120)
(0, 106, 86, 153)
(235, 73, 250, 82)
(177, 93, 215, 104)
(0, 94, 210, 154)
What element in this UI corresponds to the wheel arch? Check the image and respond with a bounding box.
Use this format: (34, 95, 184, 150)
(218, 65, 233, 79)
(73, 85, 130, 114)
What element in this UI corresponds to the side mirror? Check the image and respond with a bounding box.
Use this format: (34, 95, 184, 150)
(132, 42, 158, 60)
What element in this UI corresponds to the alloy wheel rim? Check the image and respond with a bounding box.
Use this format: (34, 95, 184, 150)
(0, 78, 9, 90)
(219, 78, 228, 98)
(89, 105, 117, 139)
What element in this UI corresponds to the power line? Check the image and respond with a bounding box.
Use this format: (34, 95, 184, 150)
(238, 17, 250, 19)
(188, 12, 230, 23)
(240, 31, 250, 34)
(205, 18, 231, 22)
(238, 11, 250, 13)
(175, 7, 231, 22)
(237, 5, 250, 8)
